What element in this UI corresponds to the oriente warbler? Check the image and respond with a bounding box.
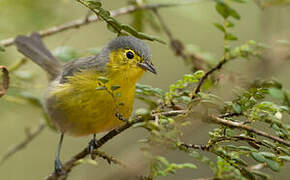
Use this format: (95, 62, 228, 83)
(14, 33, 156, 173)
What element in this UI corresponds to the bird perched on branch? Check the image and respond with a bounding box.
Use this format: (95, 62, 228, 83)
(14, 33, 156, 174)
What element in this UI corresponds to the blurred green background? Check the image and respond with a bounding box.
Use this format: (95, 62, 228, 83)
(0, 0, 290, 179)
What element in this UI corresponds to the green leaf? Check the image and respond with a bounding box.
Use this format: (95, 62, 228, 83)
(240, 168, 256, 180)
(232, 103, 242, 113)
(214, 23, 225, 32)
(268, 88, 284, 100)
(228, 7, 240, 20)
(251, 170, 270, 180)
(251, 152, 266, 163)
(87, 0, 102, 9)
(111, 85, 121, 91)
(259, 152, 276, 158)
(237, 146, 256, 151)
(215, 1, 240, 20)
(225, 20, 235, 28)
(97, 76, 109, 84)
(95, 86, 107, 90)
(225, 33, 238, 41)
(265, 158, 280, 172)
(99, 8, 110, 18)
(0, 44, 5, 52)
(278, 156, 290, 161)
(231, 0, 245, 3)
(115, 92, 121, 97)
(107, 23, 118, 33)
(121, 24, 139, 36)
(216, 1, 230, 19)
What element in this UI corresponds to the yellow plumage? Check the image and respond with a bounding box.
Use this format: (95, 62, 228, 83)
(46, 50, 145, 136)
(15, 33, 156, 172)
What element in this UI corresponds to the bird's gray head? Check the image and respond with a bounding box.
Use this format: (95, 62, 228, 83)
(102, 36, 156, 74)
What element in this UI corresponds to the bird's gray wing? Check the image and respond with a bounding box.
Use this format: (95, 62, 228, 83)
(59, 48, 110, 83)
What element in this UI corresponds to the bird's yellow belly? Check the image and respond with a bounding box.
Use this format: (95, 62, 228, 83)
(45, 70, 141, 136)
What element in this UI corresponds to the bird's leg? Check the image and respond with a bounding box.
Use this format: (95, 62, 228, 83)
(88, 134, 98, 159)
(55, 133, 65, 175)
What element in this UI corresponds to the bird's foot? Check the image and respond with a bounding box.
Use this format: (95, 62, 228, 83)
(88, 138, 99, 159)
(54, 158, 65, 175)
(115, 113, 128, 122)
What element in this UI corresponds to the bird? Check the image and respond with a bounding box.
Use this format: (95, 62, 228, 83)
(14, 32, 156, 173)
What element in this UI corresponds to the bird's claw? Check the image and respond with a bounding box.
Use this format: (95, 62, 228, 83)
(54, 159, 65, 175)
(88, 139, 98, 159)
(115, 113, 128, 122)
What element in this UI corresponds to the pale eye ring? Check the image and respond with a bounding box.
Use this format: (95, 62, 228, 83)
(126, 51, 134, 59)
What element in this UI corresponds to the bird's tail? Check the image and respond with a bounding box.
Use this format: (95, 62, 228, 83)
(14, 32, 62, 80)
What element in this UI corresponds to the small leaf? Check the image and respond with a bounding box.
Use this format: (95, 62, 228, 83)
(87, 0, 102, 9)
(0, 45, 5, 52)
(96, 86, 107, 90)
(268, 88, 284, 100)
(232, 103, 242, 113)
(278, 156, 290, 161)
(107, 23, 118, 33)
(225, 20, 235, 28)
(214, 23, 225, 32)
(115, 92, 121, 97)
(225, 33, 238, 41)
(111, 85, 121, 91)
(251, 152, 266, 163)
(228, 7, 240, 20)
(251, 170, 270, 180)
(216, 1, 230, 19)
(98, 76, 109, 84)
(0, 66, 9, 98)
(259, 152, 276, 158)
(231, 0, 245, 3)
(99, 8, 111, 18)
(265, 158, 280, 172)
(237, 146, 256, 151)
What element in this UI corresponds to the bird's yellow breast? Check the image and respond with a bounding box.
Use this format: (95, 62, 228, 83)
(46, 57, 145, 136)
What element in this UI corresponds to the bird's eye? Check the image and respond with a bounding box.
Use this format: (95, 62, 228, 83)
(126, 51, 134, 59)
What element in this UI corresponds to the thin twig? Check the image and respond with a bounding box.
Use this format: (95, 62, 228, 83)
(179, 142, 207, 150)
(0, 2, 198, 48)
(210, 115, 290, 147)
(0, 66, 10, 98)
(152, 110, 187, 117)
(152, 110, 290, 147)
(46, 116, 144, 180)
(153, 9, 207, 71)
(192, 58, 227, 99)
(93, 150, 128, 168)
(0, 122, 46, 165)
(93, 150, 142, 178)
(218, 112, 241, 118)
(7, 58, 28, 72)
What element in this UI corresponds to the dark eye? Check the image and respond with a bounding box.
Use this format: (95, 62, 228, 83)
(126, 51, 134, 59)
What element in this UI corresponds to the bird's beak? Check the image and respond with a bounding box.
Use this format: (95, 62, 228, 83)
(137, 61, 157, 74)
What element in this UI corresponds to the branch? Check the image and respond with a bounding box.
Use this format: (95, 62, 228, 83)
(192, 58, 227, 99)
(0, 122, 46, 165)
(7, 58, 28, 72)
(153, 9, 207, 71)
(46, 116, 144, 180)
(93, 150, 142, 178)
(0, 66, 9, 98)
(152, 110, 290, 147)
(0, 2, 198, 48)
(210, 115, 290, 147)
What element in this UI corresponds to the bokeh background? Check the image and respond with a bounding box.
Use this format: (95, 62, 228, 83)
(0, 0, 290, 179)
